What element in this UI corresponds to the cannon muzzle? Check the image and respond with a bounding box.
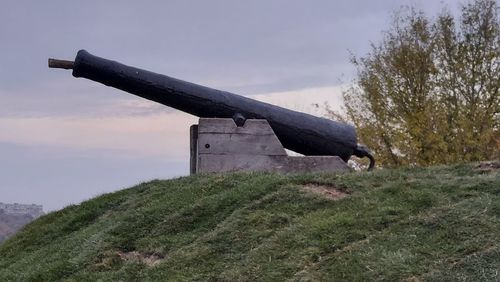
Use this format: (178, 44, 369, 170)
(49, 50, 374, 169)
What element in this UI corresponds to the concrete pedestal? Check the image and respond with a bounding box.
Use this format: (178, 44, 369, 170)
(190, 118, 349, 174)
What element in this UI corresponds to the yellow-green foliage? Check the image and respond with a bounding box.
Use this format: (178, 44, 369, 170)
(341, 0, 499, 167)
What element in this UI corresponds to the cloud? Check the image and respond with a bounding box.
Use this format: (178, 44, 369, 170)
(0, 142, 189, 211)
(254, 85, 345, 116)
(0, 0, 416, 94)
(0, 78, 168, 118)
(0, 113, 197, 157)
(0, 86, 344, 156)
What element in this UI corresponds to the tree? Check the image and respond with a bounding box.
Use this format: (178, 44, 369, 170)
(340, 0, 499, 167)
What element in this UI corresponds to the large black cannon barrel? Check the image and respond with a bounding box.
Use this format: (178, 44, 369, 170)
(49, 50, 374, 168)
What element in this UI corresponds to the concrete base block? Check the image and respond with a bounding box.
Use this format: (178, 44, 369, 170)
(191, 118, 350, 174)
(198, 155, 349, 173)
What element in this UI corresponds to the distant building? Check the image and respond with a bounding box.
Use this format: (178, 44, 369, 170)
(0, 202, 44, 219)
(0, 202, 44, 243)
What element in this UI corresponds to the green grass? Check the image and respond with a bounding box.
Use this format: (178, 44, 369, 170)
(0, 163, 498, 281)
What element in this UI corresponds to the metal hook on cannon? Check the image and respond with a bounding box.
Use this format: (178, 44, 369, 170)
(353, 144, 375, 171)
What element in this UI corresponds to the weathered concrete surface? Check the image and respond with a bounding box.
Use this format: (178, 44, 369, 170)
(197, 119, 286, 156)
(198, 155, 349, 173)
(189, 125, 199, 175)
(192, 118, 349, 174)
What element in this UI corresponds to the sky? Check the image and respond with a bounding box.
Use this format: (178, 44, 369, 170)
(0, 0, 463, 211)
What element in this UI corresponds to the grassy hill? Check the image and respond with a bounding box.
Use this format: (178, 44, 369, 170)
(0, 163, 498, 281)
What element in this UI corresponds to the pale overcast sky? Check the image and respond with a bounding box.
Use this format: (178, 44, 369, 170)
(0, 0, 462, 211)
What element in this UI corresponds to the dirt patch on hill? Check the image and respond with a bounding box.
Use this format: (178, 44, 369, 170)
(117, 251, 164, 267)
(302, 184, 349, 201)
(475, 161, 500, 173)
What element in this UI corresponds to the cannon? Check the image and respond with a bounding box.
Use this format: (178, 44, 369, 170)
(48, 50, 374, 170)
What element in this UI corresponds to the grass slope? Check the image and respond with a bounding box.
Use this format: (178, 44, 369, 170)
(0, 164, 499, 281)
